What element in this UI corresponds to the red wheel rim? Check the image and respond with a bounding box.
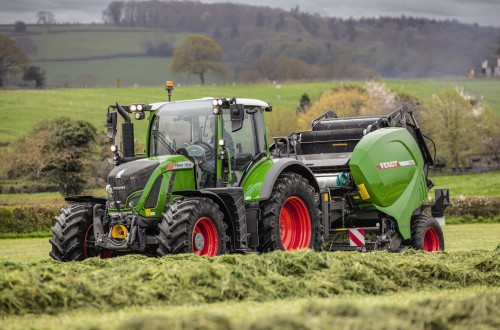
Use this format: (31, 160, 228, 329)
(423, 227, 441, 252)
(84, 224, 111, 259)
(279, 196, 312, 251)
(192, 217, 219, 256)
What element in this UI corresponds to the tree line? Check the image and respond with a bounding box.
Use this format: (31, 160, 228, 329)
(102, 0, 500, 80)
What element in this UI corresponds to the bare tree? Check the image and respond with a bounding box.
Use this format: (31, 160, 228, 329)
(0, 34, 28, 87)
(36, 11, 56, 32)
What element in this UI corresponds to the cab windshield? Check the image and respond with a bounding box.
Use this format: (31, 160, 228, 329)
(149, 99, 214, 156)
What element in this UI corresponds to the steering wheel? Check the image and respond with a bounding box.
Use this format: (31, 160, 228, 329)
(192, 141, 214, 154)
(186, 141, 214, 164)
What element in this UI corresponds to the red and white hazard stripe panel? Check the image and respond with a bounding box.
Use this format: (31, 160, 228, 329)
(349, 228, 365, 247)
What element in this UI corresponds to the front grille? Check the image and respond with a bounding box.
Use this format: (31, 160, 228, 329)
(108, 160, 160, 203)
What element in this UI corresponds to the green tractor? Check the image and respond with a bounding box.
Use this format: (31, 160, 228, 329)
(50, 84, 449, 261)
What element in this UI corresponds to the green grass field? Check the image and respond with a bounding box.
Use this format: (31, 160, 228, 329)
(430, 171, 500, 196)
(0, 224, 497, 262)
(1, 79, 499, 144)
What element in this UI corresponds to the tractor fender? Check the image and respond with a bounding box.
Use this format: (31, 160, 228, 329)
(65, 195, 108, 205)
(259, 159, 319, 201)
(174, 190, 227, 211)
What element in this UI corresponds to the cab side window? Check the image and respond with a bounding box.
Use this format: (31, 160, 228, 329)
(222, 112, 257, 181)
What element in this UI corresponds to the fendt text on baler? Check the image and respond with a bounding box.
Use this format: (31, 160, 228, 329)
(50, 82, 449, 261)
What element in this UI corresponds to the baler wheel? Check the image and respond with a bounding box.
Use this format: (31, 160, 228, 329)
(50, 203, 107, 261)
(157, 197, 228, 256)
(411, 215, 444, 252)
(258, 173, 323, 252)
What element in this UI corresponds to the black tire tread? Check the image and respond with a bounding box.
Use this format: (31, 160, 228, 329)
(49, 203, 95, 261)
(157, 197, 228, 256)
(411, 214, 445, 251)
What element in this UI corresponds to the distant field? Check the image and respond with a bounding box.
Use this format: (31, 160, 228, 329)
(430, 171, 500, 196)
(2, 25, 182, 60)
(387, 78, 500, 115)
(1, 79, 499, 143)
(33, 57, 175, 87)
(0, 82, 335, 143)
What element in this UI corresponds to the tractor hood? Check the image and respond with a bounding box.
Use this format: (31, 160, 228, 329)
(108, 159, 160, 204)
(107, 155, 192, 206)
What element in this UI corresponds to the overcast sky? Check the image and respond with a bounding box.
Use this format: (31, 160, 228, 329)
(1, 0, 499, 27)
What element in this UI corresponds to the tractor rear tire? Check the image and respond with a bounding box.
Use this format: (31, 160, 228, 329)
(49, 203, 101, 261)
(258, 172, 323, 252)
(411, 215, 445, 252)
(157, 197, 228, 257)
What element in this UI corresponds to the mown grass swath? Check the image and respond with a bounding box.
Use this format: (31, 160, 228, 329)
(114, 290, 499, 330)
(1, 249, 498, 316)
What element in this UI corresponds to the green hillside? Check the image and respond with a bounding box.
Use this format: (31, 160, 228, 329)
(0, 24, 195, 87)
(34, 57, 173, 87)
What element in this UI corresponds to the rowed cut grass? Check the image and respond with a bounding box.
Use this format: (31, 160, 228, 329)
(1, 248, 498, 316)
(1, 287, 498, 330)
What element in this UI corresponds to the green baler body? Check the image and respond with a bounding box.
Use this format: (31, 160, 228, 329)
(349, 127, 428, 239)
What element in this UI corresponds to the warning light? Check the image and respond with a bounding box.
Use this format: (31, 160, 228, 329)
(165, 80, 174, 102)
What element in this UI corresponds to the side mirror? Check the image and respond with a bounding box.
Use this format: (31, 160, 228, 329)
(107, 112, 117, 139)
(230, 103, 244, 132)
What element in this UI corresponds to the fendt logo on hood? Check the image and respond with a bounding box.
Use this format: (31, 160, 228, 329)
(376, 160, 415, 170)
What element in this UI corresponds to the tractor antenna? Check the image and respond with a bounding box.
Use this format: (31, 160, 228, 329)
(165, 81, 174, 102)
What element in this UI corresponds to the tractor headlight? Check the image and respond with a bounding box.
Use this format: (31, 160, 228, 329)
(136, 104, 143, 111)
(212, 99, 223, 114)
(130, 104, 137, 112)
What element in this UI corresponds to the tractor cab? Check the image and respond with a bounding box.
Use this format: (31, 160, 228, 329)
(150, 98, 271, 188)
(109, 95, 272, 190)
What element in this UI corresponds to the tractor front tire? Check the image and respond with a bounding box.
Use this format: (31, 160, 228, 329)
(157, 197, 228, 257)
(50, 204, 100, 261)
(259, 172, 323, 252)
(411, 215, 445, 252)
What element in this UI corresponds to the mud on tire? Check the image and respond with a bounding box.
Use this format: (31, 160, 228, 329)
(258, 172, 324, 252)
(157, 197, 228, 256)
